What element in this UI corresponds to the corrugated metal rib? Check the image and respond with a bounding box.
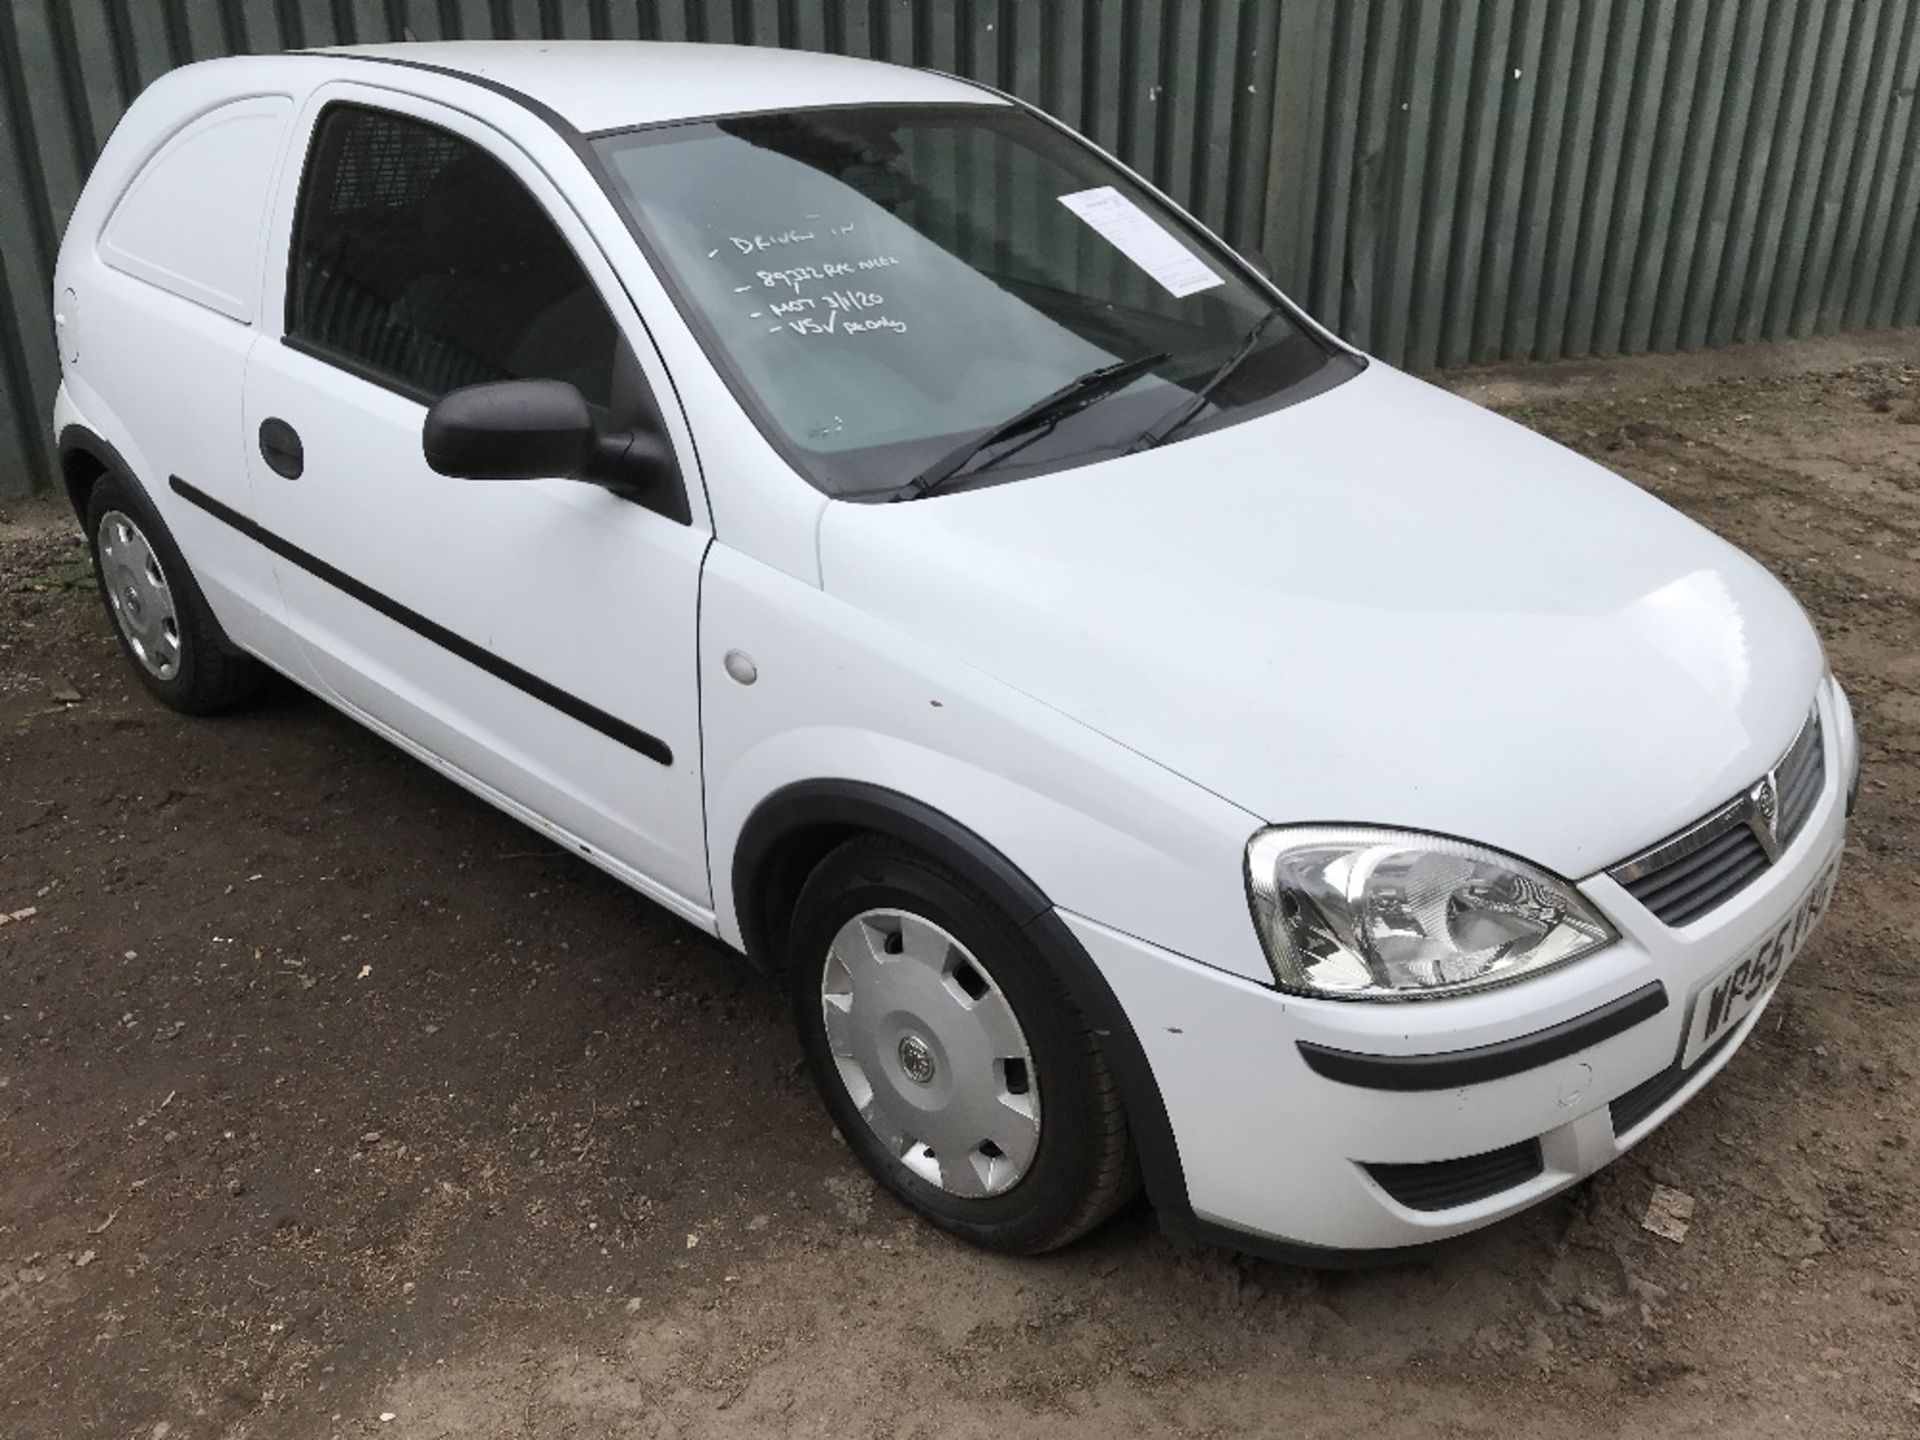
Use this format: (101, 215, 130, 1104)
(3, 0, 1919, 497)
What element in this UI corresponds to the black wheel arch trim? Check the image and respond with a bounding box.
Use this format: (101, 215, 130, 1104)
(732, 778, 1192, 1229)
(1295, 980, 1670, 1092)
(57, 422, 138, 520)
(59, 424, 251, 658)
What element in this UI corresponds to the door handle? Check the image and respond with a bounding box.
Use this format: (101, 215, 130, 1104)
(259, 417, 304, 479)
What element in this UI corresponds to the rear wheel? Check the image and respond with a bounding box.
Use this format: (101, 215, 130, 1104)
(86, 473, 263, 714)
(788, 835, 1137, 1253)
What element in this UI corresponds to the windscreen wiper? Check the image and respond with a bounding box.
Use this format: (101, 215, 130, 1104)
(892, 352, 1169, 501)
(1126, 310, 1278, 455)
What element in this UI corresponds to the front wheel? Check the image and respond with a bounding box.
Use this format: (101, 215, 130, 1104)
(788, 836, 1138, 1253)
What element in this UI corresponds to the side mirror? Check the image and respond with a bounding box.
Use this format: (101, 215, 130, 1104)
(423, 379, 599, 481)
(423, 373, 679, 513)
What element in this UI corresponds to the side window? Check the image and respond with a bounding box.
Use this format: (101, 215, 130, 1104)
(101, 96, 292, 322)
(287, 104, 619, 409)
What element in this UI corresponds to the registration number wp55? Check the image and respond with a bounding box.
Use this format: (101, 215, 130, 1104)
(1682, 856, 1841, 1068)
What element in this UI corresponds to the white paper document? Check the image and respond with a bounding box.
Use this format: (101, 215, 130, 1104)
(1057, 185, 1225, 298)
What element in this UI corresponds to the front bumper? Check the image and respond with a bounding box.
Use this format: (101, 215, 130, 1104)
(1071, 678, 1856, 1254)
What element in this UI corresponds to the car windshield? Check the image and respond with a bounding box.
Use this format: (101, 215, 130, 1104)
(593, 103, 1355, 499)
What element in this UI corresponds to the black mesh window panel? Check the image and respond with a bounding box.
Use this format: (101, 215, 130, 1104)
(287, 104, 618, 409)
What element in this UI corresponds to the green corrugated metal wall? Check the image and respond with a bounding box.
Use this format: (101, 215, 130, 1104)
(3, 1, 1919, 498)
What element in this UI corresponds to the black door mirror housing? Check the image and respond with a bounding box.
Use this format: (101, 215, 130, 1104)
(422, 372, 681, 517)
(423, 379, 601, 481)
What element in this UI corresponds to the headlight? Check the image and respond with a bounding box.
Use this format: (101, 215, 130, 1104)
(1244, 827, 1615, 1000)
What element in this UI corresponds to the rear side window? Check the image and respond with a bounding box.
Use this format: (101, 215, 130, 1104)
(286, 104, 618, 409)
(101, 96, 292, 322)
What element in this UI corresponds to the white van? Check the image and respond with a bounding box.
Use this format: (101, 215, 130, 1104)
(54, 42, 1855, 1260)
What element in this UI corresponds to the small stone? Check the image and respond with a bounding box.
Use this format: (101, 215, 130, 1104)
(227, 1178, 246, 1198)
(1578, 1289, 1628, 1319)
(1524, 1321, 1555, 1375)
(1625, 1275, 1668, 1305)
(1642, 1184, 1696, 1243)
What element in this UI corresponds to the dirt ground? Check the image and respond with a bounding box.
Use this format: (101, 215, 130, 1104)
(3, 330, 1918, 1439)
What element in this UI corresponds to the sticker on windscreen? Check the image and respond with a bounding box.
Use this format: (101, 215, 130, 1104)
(1058, 186, 1225, 298)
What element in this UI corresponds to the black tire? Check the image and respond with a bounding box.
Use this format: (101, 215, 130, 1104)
(85, 472, 264, 715)
(788, 835, 1138, 1253)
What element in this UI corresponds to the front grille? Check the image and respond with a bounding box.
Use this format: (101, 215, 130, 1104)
(1608, 707, 1825, 927)
(1775, 708, 1825, 840)
(1364, 1139, 1544, 1212)
(1622, 823, 1771, 927)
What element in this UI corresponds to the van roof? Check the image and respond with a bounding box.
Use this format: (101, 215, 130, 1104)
(323, 40, 1002, 135)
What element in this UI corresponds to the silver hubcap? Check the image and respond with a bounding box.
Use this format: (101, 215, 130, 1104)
(822, 909, 1041, 1197)
(97, 511, 181, 680)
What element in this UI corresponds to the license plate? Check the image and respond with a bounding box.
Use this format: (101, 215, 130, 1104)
(1680, 855, 1841, 1068)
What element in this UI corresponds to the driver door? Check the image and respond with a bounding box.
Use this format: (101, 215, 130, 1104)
(236, 87, 712, 914)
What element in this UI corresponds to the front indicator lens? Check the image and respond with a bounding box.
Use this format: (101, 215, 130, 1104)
(1245, 827, 1616, 1000)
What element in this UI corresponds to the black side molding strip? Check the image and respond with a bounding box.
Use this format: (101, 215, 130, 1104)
(1295, 980, 1669, 1092)
(168, 477, 673, 768)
